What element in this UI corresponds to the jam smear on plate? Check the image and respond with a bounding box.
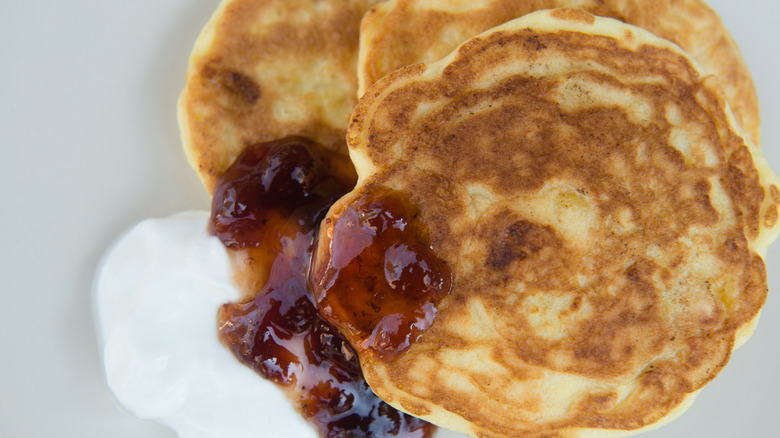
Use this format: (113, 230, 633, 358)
(210, 137, 436, 437)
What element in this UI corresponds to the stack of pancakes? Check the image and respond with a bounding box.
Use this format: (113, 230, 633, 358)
(178, 1, 780, 437)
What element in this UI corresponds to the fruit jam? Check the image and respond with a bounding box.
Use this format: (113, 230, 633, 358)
(310, 190, 452, 362)
(210, 137, 436, 437)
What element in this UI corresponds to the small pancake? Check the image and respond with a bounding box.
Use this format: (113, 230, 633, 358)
(178, 0, 379, 193)
(317, 9, 780, 438)
(358, 0, 761, 147)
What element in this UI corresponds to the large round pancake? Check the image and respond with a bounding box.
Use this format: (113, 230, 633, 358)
(178, 0, 379, 193)
(318, 9, 780, 438)
(358, 0, 761, 147)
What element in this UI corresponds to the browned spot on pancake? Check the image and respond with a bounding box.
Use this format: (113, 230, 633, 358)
(771, 184, 780, 203)
(766, 205, 779, 228)
(488, 220, 557, 269)
(399, 398, 432, 417)
(220, 70, 260, 104)
(582, 392, 618, 411)
(716, 233, 753, 281)
(725, 145, 765, 239)
(550, 8, 596, 24)
(523, 34, 547, 51)
(201, 62, 261, 105)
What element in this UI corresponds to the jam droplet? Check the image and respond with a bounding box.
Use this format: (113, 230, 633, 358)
(310, 189, 452, 362)
(210, 138, 436, 437)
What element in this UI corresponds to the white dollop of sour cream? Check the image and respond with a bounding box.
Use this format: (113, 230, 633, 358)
(94, 211, 318, 438)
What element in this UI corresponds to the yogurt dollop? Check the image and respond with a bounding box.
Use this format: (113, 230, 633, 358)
(94, 211, 317, 438)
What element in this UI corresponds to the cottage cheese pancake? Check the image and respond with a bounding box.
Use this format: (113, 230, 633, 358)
(178, 0, 378, 193)
(313, 9, 780, 438)
(358, 0, 761, 147)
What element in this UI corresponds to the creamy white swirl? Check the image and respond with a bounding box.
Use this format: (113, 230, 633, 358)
(94, 211, 318, 438)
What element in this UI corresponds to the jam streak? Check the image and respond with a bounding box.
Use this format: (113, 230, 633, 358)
(211, 137, 435, 437)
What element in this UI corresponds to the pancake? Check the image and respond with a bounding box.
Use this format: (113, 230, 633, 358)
(358, 0, 761, 147)
(178, 0, 379, 193)
(312, 9, 780, 438)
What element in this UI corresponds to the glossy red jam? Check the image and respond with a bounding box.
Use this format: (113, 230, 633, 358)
(310, 190, 452, 362)
(211, 137, 436, 437)
(209, 136, 354, 248)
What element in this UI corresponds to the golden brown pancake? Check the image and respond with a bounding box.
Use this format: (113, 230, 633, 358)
(358, 0, 761, 147)
(314, 9, 780, 438)
(178, 0, 379, 193)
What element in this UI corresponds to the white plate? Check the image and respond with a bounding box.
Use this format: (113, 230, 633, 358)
(0, 0, 777, 437)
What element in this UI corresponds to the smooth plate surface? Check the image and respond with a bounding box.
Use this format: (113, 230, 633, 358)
(0, 1, 777, 437)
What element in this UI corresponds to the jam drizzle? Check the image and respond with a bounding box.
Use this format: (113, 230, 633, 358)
(210, 137, 435, 437)
(310, 190, 452, 362)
